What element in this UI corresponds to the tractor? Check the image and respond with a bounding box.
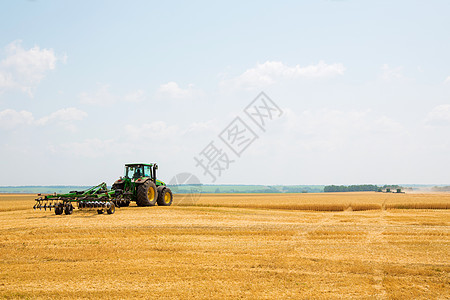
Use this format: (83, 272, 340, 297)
(111, 163, 173, 207)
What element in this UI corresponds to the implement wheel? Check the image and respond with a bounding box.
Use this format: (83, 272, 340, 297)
(157, 187, 173, 206)
(136, 180, 157, 206)
(106, 202, 115, 214)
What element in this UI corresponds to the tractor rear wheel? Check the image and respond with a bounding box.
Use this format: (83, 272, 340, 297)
(136, 180, 157, 206)
(157, 187, 173, 206)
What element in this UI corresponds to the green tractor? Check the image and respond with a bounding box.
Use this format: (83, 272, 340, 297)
(112, 163, 173, 207)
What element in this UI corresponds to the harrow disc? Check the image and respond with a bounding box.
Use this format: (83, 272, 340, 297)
(55, 204, 63, 215)
(64, 204, 73, 215)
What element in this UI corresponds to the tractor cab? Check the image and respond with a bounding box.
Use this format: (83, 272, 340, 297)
(124, 163, 157, 181)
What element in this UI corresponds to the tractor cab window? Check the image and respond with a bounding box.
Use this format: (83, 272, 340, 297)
(144, 166, 152, 178)
(125, 166, 135, 178)
(134, 166, 143, 179)
(126, 166, 144, 179)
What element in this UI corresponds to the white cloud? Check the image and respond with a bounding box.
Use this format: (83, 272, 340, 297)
(79, 84, 117, 106)
(156, 81, 203, 99)
(36, 107, 87, 131)
(124, 89, 145, 102)
(380, 64, 403, 81)
(0, 71, 15, 91)
(0, 40, 59, 96)
(278, 108, 406, 152)
(424, 104, 450, 126)
(51, 120, 207, 158)
(125, 121, 179, 140)
(0, 109, 34, 129)
(184, 120, 218, 134)
(220, 61, 345, 90)
(0, 107, 87, 131)
(59, 138, 116, 158)
(373, 116, 406, 134)
(125, 120, 219, 142)
(80, 85, 150, 105)
(444, 76, 450, 84)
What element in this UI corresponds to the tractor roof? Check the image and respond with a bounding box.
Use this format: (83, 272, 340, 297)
(125, 163, 155, 167)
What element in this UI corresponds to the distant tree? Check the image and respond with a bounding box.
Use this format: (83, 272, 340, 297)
(324, 185, 380, 193)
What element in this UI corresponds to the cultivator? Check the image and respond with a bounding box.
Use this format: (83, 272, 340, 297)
(34, 182, 125, 215)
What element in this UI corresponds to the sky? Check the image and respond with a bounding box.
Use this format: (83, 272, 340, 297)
(0, 0, 449, 186)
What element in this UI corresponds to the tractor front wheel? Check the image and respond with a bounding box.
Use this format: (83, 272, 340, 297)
(136, 180, 157, 206)
(157, 187, 173, 206)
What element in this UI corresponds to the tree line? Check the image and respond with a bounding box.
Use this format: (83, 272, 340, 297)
(323, 185, 402, 193)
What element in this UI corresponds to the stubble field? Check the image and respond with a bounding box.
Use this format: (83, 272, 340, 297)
(0, 192, 449, 299)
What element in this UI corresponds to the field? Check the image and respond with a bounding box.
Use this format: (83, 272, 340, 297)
(0, 192, 449, 299)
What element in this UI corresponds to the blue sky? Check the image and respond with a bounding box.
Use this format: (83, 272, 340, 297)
(0, 0, 449, 186)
